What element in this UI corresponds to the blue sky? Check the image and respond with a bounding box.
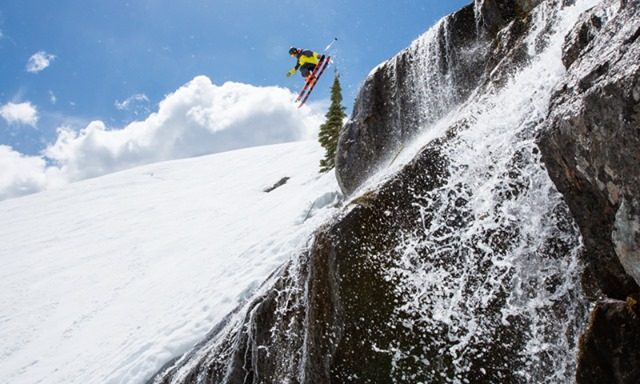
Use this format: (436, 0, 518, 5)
(0, 0, 470, 199)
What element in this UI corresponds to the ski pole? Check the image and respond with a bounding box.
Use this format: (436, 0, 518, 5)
(323, 37, 338, 52)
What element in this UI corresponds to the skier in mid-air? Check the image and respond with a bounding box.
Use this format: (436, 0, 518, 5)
(286, 47, 324, 80)
(287, 44, 333, 107)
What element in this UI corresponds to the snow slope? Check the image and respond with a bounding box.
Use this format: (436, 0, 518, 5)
(0, 141, 340, 384)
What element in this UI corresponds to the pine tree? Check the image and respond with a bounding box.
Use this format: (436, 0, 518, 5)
(318, 71, 346, 173)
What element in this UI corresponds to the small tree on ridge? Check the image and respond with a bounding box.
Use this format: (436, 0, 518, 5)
(318, 70, 346, 173)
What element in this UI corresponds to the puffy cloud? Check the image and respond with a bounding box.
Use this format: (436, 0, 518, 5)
(0, 146, 63, 200)
(44, 76, 323, 181)
(26, 51, 56, 73)
(0, 102, 38, 126)
(0, 76, 324, 200)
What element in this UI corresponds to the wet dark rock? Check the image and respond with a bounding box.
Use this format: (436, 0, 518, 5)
(151, 263, 311, 383)
(335, 0, 549, 196)
(562, 12, 603, 69)
(537, 1, 640, 381)
(476, 0, 517, 36)
(475, 0, 545, 35)
(537, 0, 640, 298)
(576, 296, 640, 384)
(335, 4, 483, 196)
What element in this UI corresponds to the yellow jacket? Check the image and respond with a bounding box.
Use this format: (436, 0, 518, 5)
(289, 50, 321, 74)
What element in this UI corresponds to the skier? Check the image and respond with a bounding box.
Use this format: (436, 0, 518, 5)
(286, 47, 324, 79)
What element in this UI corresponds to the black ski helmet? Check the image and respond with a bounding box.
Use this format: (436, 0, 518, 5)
(289, 47, 299, 55)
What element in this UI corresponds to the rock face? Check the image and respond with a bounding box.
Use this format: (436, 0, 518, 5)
(334, 0, 549, 196)
(475, 0, 544, 35)
(151, 0, 640, 383)
(536, 0, 640, 381)
(334, 3, 483, 196)
(576, 297, 640, 384)
(538, 0, 640, 299)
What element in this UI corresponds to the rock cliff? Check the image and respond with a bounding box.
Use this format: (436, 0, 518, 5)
(151, 0, 640, 382)
(537, 0, 640, 381)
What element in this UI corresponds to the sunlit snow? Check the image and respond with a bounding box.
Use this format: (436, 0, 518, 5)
(0, 141, 340, 384)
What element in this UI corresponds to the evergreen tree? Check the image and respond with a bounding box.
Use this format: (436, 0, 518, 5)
(318, 71, 346, 173)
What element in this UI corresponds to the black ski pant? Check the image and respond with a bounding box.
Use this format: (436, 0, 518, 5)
(300, 63, 317, 78)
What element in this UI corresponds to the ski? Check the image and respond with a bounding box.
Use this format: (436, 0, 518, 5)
(295, 55, 327, 103)
(298, 56, 330, 107)
(295, 55, 331, 107)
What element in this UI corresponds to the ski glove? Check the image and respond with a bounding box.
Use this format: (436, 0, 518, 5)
(286, 69, 296, 77)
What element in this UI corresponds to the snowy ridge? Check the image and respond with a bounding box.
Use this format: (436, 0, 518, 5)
(0, 141, 340, 384)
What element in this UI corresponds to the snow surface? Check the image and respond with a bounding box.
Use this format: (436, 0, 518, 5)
(0, 141, 340, 384)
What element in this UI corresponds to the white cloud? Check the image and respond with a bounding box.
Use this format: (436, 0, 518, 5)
(0, 76, 324, 200)
(115, 93, 150, 110)
(0, 102, 38, 126)
(114, 93, 150, 116)
(49, 91, 57, 104)
(45, 76, 324, 181)
(0, 145, 64, 200)
(26, 51, 56, 73)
